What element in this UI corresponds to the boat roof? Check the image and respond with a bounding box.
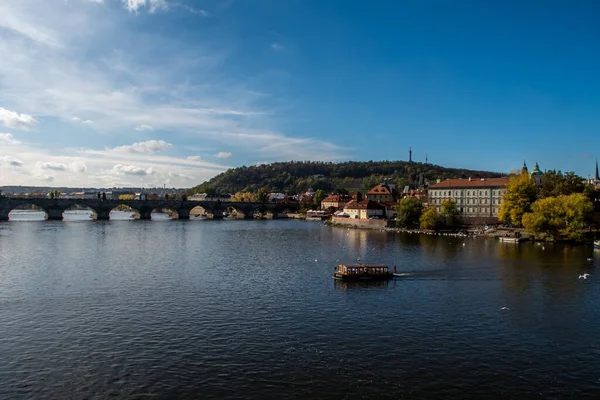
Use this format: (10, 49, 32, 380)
(339, 263, 389, 268)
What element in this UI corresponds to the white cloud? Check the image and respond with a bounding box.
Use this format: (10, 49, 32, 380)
(135, 124, 154, 131)
(168, 172, 191, 180)
(0, 3, 60, 46)
(215, 151, 232, 159)
(270, 43, 285, 51)
(187, 155, 201, 161)
(70, 162, 87, 173)
(112, 139, 171, 154)
(0, 156, 23, 167)
(0, 0, 350, 188)
(36, 175, 54, 182)
(123, 0, 168, 13)
(112, 164, 155, 176)
(0, 107, 38, 130)
(38, 161, 68, 171)
(0, 133, 22, 145)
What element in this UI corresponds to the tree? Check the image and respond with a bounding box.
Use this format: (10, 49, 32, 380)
(313, 189, 327, 209)
(231, 191, 256, 202)
(204, 186, 217, 197)
(440, 199, 460, 228)
(522, 193, 593, 241)
(420, 207, 441, 230)
(255, 187, 268, 203)
(498, 173, 537, 226)
(395, 197, 423, 228)
(334, 188, 349, 195)
(539, 170, 586, 198)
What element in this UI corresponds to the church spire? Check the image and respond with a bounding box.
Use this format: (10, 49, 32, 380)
(522, 160, 528, 174)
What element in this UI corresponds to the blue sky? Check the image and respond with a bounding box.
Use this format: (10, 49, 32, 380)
(0, 0, 599, 187)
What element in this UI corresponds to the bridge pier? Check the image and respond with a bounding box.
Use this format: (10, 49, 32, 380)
(178, 209, 190, 220)
(138, 210, 152, 220)
(96, 210, 110, 221)
(46, 208, 64, 221)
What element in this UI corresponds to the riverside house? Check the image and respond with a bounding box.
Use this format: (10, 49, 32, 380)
(365, 183, 400, 202)
(343, 199, 385, 219)
(320, 194, 352, 212)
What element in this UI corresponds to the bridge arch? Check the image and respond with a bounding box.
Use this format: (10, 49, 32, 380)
(252, 205, 274, 219)
(109, 204, 141, 220)
(150, 204, 179, 220)
(189, 205, 211, 219)
(63, 204, 98, 221)
(8, 202, 48, 221)
(224, 205, 249, 219)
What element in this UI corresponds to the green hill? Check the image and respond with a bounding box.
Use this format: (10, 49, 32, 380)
(189, 161, 505, 195)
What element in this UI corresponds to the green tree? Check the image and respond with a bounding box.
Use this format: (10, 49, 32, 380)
(499, 173, 537, 226)
(313, 189, 327, 209)
(255, 187, 268, 203)
(440, 199, 460, 228)
(420, 207, 441, 230)
(395, 197, 423, 228)
(203, 186, 217, 196)
(522, 193, 593, 241)
(539, 170, 586, 198)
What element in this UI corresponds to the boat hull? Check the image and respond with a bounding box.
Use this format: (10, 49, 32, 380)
(333, 273, 393, 281)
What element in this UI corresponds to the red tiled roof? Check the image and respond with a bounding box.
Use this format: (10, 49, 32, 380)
(344, 199, 384, 210)
(429, 178, 509, 189)
(321, 194, 351, 203)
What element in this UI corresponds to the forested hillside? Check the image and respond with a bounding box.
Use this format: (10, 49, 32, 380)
(189, 161, 505, 195)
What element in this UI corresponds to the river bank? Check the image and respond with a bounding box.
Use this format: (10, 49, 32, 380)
(330, 217, 599, 245)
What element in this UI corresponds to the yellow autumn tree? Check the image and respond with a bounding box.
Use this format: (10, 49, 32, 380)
(522, 193, 593, 241)
(498, 173, 537, 226)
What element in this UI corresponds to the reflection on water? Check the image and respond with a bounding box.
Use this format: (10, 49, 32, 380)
(1, 221, 600, 399)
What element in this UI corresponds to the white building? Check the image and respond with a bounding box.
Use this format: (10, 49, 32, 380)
(428, 177, 510, 218)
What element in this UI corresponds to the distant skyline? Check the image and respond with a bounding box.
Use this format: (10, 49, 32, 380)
(1, 0, 599, 187)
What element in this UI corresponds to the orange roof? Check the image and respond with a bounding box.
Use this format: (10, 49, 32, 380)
(366, 184, 393, 195)
(429, 178, 509, 189)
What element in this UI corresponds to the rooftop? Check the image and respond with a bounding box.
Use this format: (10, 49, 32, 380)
(429, 177, 509, 189)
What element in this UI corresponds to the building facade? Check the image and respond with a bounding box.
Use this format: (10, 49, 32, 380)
(343, 199, 385, 219)
(428, 177, 510, 218)
(365, 184, 399, 202)
(320, 194, 351, 211)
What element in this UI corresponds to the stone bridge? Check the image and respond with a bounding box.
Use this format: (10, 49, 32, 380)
(0, 198, 299, 221)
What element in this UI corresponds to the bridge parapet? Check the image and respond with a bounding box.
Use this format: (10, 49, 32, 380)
(0, 197, 299, 221)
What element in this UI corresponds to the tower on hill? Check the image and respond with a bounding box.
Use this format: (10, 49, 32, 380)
(409, 147, 412, 163)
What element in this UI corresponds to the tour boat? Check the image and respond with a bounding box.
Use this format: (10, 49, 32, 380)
(333, 263, 393, 281)
(594, 240, 600, 250)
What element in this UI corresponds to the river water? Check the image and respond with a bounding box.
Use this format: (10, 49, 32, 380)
(1, 218, 599, 399)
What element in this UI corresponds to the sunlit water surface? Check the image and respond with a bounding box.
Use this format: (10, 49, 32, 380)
(1, 218, 600, 399)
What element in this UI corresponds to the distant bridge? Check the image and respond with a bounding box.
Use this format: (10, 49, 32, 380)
(0, 198, 299, 221)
